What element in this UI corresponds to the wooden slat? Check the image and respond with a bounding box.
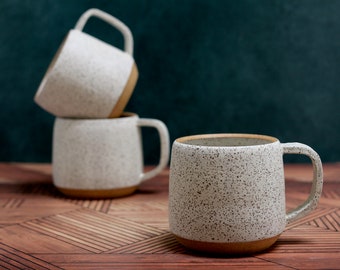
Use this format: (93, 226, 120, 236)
(0, 163, 339, 269)
(33, 254, 293, 270)
(0, 243, 61, 270)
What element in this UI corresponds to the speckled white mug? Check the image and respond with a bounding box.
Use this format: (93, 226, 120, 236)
(34, 8, 138, 118)
(169, 134, 323, 255)
(52, 113, 169, 198)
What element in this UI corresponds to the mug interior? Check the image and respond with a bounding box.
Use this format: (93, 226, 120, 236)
(176, 134, 278, 147)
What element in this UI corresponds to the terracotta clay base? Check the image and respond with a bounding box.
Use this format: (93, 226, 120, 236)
(56, 185, 138, 199)
(109, 62, 139, 118)
(174, 234, 280, 255)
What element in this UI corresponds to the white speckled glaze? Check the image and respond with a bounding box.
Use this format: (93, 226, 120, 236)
(52, 113, 169, 196)
(169, 134, 323, 254)
(34, 9, 138, 118)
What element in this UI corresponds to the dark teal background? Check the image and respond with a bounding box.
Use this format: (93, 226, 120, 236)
(0, 0, 339, 164)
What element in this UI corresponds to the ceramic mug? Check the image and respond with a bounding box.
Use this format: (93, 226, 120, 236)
(34, 8, 138, 118)
(169, 134, 323, 254)
(52, 112, 169, 198)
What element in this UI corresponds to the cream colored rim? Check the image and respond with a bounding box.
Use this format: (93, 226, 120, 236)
(58, 112, 137, 122)
(176, 133, 278, 146)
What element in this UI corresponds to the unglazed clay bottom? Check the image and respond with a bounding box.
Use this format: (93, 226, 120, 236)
(108, 63, 139, 118)
(56, 185, 138, 199)
(174, 234, 280, 255)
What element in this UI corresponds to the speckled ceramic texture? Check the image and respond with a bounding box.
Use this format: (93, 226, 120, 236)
(52, 113, 170, 197)
(34, 9, 138, 119)
(169, 134, 323, 254)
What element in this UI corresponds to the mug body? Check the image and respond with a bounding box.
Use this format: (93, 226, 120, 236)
(52, 113, 143, 198)
(169, 134, 286, 254)
(34, 29, 138, 118)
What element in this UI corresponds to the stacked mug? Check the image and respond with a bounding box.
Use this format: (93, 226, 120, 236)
(34, 9, 170, 199)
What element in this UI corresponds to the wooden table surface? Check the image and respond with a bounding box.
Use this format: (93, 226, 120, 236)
(0, 163, 339, 269)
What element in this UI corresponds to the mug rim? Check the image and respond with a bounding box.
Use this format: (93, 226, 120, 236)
(57, 112, 137, 121)
(175, 133, 279, 147)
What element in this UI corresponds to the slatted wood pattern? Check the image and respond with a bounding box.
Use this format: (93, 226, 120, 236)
(0, 163, 339, 269)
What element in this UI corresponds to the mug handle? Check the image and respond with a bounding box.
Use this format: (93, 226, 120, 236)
(74, 8, 134, 55)
(137, 118, 170, 181)
(282, 143, 323, 224)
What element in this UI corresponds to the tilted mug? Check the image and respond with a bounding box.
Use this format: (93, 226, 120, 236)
(169, 134, 323, 254)
(34, 8, 138, 118)
(52, 113, 169, 198)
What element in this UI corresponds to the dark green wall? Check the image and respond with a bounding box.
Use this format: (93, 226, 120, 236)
(1, 0, 339, 164)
